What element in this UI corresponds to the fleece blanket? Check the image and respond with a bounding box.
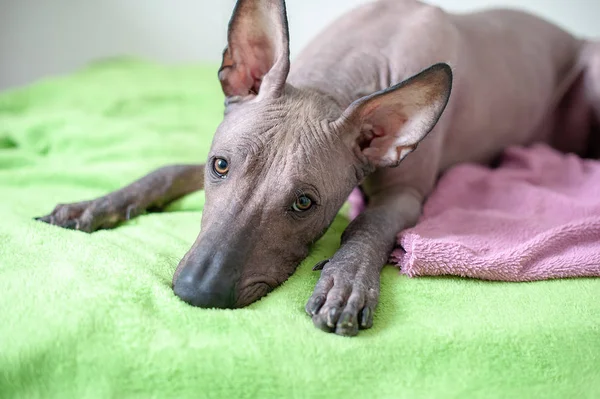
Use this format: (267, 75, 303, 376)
(0, 59, 599, 399)
(395, 144, 600, 281)
(349, 144, 600, 281)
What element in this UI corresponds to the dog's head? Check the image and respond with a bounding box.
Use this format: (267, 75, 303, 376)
(172, 0, 452, 308)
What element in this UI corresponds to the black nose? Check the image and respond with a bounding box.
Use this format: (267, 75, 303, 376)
(173, 263, 236, 309)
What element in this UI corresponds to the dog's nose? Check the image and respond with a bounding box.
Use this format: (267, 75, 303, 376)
(173, 268, 235, 308)
(172, 255, 238, 309)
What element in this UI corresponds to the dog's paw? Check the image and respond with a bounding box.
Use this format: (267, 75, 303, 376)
(34, 198, 142, 233)
(305, 259, 379, 336)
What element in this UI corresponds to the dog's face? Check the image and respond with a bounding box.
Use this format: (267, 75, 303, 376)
(171, 0, 452, 308)
(172, 90, 358, 307)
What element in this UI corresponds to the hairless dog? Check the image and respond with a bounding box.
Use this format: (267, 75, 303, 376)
(37, 0, 600, 336)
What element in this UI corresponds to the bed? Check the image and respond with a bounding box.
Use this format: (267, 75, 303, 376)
(0, 59, 598, 398)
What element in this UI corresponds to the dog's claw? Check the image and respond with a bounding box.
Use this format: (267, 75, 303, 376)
(63, 219, 78, 230)
(312, 259, 329, 271)
(360, 306, 374, 329)
(339, 313, 352, 326)
(327, 307, 339, 328)
(125, 204, 138, 221)
(336, 311, 359, 336)
(305, 294, 326, 316)
(34, 215, 50, 223)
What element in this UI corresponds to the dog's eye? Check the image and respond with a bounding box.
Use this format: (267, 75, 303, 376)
(213, 158, 229, 177)
(292, 195, 312, 212)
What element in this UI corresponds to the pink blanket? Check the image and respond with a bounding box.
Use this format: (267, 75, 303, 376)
(348, 144, 600, 281)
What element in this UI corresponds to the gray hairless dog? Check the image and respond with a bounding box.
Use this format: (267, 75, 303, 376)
(37, 0, 600, 336)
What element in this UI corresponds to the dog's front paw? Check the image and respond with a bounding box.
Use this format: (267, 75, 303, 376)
(305, 259, 379, 336)
(35, 197, 142, 233)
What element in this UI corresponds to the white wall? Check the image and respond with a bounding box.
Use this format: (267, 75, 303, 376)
(1, 0, 599, 91)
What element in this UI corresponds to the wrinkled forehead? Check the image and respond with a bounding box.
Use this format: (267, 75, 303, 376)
(216, 98, 340, 157)
(236, 128, 332, 186)
(210, 88, 355, 188)
(215, 86, 342, 140)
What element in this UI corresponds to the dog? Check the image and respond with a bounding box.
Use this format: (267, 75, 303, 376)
(37, 0, 600, 336)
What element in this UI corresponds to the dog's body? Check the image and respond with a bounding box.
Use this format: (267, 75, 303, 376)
(295, 1, 594, 168)
(38, 0, 600, 336)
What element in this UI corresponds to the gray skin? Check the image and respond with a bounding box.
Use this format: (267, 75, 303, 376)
(37, 0, 600, 336)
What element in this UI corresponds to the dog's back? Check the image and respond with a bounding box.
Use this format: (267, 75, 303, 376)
(290, 0, 587, 173)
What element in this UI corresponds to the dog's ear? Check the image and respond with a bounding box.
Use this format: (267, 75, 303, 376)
(336, 63, 453, 168)
(218, 0, 290, 102)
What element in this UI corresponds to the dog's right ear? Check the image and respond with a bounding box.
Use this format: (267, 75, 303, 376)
(218, 0, 290, 103)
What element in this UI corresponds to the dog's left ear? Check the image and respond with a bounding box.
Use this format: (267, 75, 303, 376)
(336, 63, 453, 168)
(218, 0, 290, 101)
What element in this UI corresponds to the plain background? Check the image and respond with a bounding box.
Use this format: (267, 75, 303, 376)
(1, 0, 599, 91)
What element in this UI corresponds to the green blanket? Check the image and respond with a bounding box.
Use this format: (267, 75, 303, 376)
(1, 59, 598, 399)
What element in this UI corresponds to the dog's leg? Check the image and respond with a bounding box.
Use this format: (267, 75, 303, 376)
(306, 188, 422, 336)
(585, 42, 600, 116)
(584, 42, 600, 158)
(35, 164, 204, 232)
(303, 63, 452, 336)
